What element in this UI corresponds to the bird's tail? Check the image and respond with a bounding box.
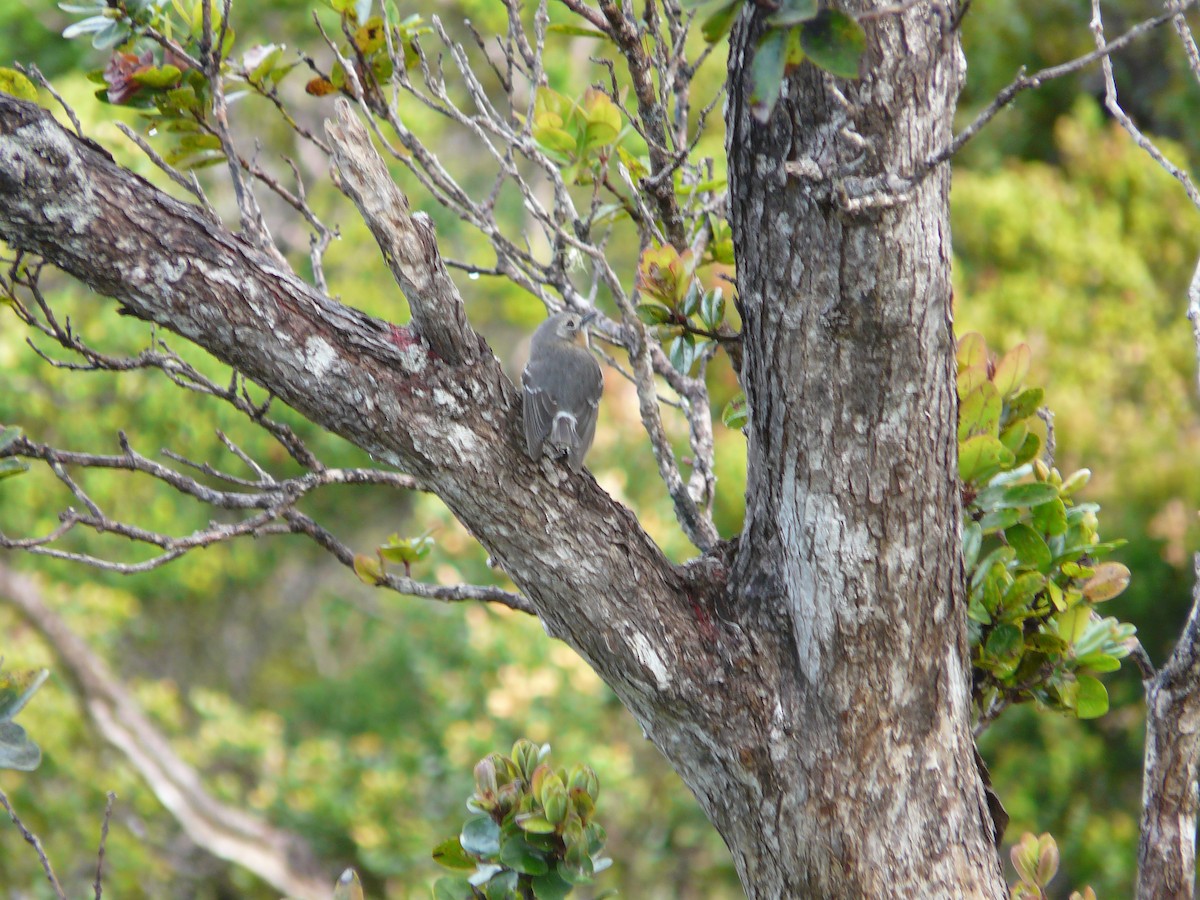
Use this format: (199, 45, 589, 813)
(550, 411, 578, 448)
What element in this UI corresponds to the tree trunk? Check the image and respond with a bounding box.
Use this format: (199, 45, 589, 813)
(0, 1, 1010, 895)
(692, 4, 1006, 895)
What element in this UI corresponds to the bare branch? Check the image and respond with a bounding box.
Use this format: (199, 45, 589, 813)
(325, 99, 484, 364)
(94, 792, 115, 900)
(114, 123, 218, 217)
(0, 790, 67, 900)
(1090, 0, 1200, 211)
(936, 0, 1196, 169)
(0, 430, 527, 610)
(200, 0, 283, 259)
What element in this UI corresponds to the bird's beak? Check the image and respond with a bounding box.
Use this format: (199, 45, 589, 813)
(581, 311, 598, 327)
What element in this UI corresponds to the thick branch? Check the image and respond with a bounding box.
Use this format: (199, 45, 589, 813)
(0, 94, 719, 754)
(0, 562, 330, 900)
(325, 99, 483, 365)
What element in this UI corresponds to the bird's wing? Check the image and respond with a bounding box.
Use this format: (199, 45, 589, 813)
(566, 360, 603, 472)
(522, 362, 557, 460)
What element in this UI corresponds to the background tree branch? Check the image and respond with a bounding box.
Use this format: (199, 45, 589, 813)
(0, 562, 331, 900)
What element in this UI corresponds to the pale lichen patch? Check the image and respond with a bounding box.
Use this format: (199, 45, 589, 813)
(303, 335, 338, 380)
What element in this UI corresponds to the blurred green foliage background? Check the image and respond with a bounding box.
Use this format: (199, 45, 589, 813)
(1, 0, 1199, 897)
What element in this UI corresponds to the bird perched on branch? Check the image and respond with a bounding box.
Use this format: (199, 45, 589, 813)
(522, 311, 603, 473)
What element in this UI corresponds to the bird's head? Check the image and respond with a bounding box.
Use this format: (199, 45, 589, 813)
(540, 310, 597, 346)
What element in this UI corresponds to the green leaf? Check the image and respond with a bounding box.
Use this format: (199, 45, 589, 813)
(432, 837, 476, 870)
(962, 520, 982, 570)
(767, 0, 818, 26)
(992, 482, 1061, 510)
(749, 28, 787, 123)
(559, 842, 595, 884)
(0, 721, 41, 771)
(0, 458, 29, 481)
(1031, 497, 1068, 536)
(547, 23, 612, 40)
(998, 420, 1028, 454)
(1005, 524, 1052, 572)
(0, 669, 49, 722)
(993, 343, 1031, 396)
(0, 68, 38, 102)
(668, 333, 699, 374)
(500, 834, 550, 875)
(701, 0, 741, 44)
(722, 394, 749, 429)
(460, 816, 501, 858)
(958, 382, 1002, 440)
(1055, 606, 1091, 645)
(131, 64, 183, 89)
(1074, 675, 1109, 719)
(480, 869, 518, 897)
(379, 534, 434, 565)
(353, 553, 385, 585)
(957, 332, 988, 370)
(699, 288, 725, 330)
(1075, 652, 1121, 673)
(985, 623, 1023, 657)
(432, 876, 474, 900)
(978, 507, 1021, 534)
(959, 434, 1014, 484)
(1003, 571, 1045, 611)
(531, 869, 574, 900)
(1006, 387, 1044, 421)
(799, 10, 865, 80)
(515, 814, 557, 834)
(533, 124, 578, 157)
(971, 546, 1016, 589)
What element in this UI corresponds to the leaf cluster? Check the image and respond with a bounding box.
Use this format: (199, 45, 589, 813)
(959, 334, 1134, 725)
(304, 6, 428, 99)
(635, 243, 730, 376)
(60, 0, 238, 168)
(0, 666, 49, 771)
(431, 740, 613, 900)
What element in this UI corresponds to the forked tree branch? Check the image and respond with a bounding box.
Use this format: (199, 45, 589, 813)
(0, 92, 716, 739)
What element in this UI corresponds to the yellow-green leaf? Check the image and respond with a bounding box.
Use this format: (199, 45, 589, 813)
(1074, 675, 1109, 719)
(993, 343, 1031, 396)
(0, 68, 37, 102)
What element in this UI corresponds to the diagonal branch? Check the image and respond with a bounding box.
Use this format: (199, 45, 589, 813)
(0, 92, 721, 741)
(0, 563, 330, 900)
(325, 99, 484, 365)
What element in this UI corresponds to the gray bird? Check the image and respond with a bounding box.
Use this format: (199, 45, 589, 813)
(522, 311, 603, 472)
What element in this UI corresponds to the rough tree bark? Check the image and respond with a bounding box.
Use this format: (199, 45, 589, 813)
(0, 2, 1008, 897)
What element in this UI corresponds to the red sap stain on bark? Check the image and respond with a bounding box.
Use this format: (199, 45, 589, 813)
(389, 323, 417, 348)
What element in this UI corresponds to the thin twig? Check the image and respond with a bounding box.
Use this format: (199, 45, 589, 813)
(0, 790, 67, 900)
(94, 792, 116, 900)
